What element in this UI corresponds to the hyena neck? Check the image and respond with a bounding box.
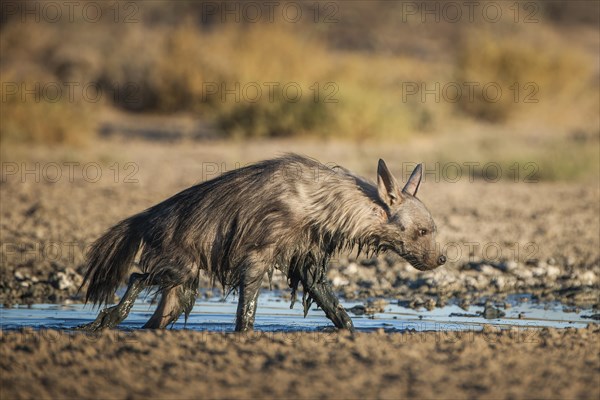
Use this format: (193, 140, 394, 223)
(304, 171, 385, 258)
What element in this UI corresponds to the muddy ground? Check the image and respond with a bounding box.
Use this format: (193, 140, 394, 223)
(1, 137, 599, 399)
(1, 326, 599, 399)
(1, 138, 599, 310)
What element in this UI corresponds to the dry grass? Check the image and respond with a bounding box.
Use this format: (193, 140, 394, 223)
(1, 100, 94, 146)
(0, 66, 96, 145)
(431, 130, 600, 183)
(0, 1, 598, 182)
(455, 22, 592, 123)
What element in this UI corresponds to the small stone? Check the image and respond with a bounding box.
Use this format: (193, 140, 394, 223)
(492, 276, 506, 290)
(345, 263, 359, 275)
(365, 299, 388, 314)
(515, 269, 533, 280)
(579, 271, 596, 286)
(479, 265, 497, 276)
(348, 305, 366, 316)
(546, 265, 561, 279)
(436, 297, 447, 308)
(504, 261, 518, 272)
(51, 272, 74, 291)
(331, 276, 349, 286)
(424, 298, 436, 311)
(482, 304, 505, 319)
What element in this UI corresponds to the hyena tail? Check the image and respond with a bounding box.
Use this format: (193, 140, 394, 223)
(81, 213, 147, 306)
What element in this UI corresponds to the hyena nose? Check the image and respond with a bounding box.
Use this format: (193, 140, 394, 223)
(437, 255, 446, 266)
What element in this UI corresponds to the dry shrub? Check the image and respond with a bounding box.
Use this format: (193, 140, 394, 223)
(0, 18, 100, 145)
(1, 99, 95, 146)
(1, 1, 597, 144)
(0, 63, 96, 146)
(135, 22, 426, 138)
(454, 23, 590, 123)
(146, 22, 338, 137)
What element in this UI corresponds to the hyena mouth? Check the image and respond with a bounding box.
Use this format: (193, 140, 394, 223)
(401, 254, 430, 271)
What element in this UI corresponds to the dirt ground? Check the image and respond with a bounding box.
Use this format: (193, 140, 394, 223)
(1, 137, 599, 309)
(1, 325, 599, 399)
(1, 137, 599, 399)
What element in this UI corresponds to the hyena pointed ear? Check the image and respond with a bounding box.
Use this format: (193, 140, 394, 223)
(403, 163, 423, 197)
(377, 159, 401, 206)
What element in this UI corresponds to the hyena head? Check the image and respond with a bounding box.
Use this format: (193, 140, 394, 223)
(375, 159, 445, 271)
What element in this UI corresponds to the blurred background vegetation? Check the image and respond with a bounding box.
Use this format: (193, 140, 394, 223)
(1, 0, 598, 180)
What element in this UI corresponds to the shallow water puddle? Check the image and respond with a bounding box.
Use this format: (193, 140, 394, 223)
(1, 292, 597, 332)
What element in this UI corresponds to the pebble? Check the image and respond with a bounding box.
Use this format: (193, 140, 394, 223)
(578, 271, 596, 286)
(345, 263, 359, 275)
(424, 298, 436, 311)
(51, 271, 76, 291)
(348, 305, 366, 316)
(492, 276, 506, 290)
(546, 265, 561, 279)
(503, 261, 519, 273)
(459, 299, 470, 311)
(482, 304, 506, 319)
(331, 276, 349, 286)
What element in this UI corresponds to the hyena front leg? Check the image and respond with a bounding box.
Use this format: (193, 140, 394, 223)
(292, 264, 354, 331)
(77, 272, 148, 331)
(307, 281, 355, 332)
(234, 256, 267, 332)
(143, 283, 197, 329)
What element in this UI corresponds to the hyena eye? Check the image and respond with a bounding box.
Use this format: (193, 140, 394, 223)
(419, 229, 428, 236)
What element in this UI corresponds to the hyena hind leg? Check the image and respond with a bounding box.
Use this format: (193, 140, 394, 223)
(77, 272, 148, 332)
(143, 283, 197, 329)
(235, 258, 267, 332)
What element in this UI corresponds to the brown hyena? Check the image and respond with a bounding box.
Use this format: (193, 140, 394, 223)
(80, 154, 444, 332)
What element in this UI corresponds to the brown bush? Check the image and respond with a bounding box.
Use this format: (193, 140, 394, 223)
(454, 23, 590, 123)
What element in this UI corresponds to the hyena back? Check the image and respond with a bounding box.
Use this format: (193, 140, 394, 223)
(80, 154, 444, 331)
